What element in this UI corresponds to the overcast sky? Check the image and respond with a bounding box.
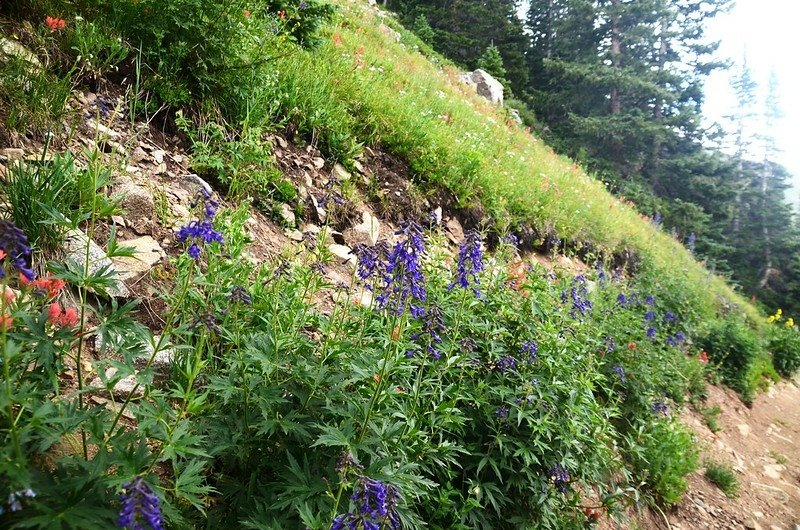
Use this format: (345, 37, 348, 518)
(702, 0, 800, 207)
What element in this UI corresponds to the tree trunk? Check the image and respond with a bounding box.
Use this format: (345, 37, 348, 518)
(609, 0, 621, 115)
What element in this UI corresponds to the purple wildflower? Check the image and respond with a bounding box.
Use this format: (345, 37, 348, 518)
(497, 355, 517, 374)
(0, 220, 36, 282)
(176, 190, 223, 260)
(645, 295, 655, 306)
(331, 476, 401, 530)
(520, 341, 538, 363)
(547, 464, 570, 493)
(299, 1, 309, 9)
(652, 401, 670, 417)
(376, 223, 427, 317)
(229, 286, 252, 305)
(118, 477, 163, 530)
(495, 406, 510, 419)
(504, 234, 520, 247)
(612, 364, 626, 383)
(616, 293, 627, 306)
(563, 277, 593, 318)
(664, 312, 677, 323)
(675, 331, 686, 343)
(646, 327, 657, 339)
(644, 311, 655, 322)
(3, 488, 36, 514)
(605, 337, 616, 352)
(449, 230, 484, 296)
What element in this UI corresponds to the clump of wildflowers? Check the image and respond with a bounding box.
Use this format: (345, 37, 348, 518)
(118, 477, 164, 530)
(547, 464, 571, 493)
(176, 189, 224, 261)
(611, 364, 626, 383)
(0, 220, 36, 282)
(376, 223, 427, 317)
(449, 230, 484, 296)
(331, 475, 401, 530)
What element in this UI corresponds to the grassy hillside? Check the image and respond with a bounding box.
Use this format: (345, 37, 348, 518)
(2, 1, 800, 529)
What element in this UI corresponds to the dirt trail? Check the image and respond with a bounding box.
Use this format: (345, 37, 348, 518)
(644, 379, 800, 530)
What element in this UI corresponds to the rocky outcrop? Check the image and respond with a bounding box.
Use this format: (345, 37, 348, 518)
(461, 69, 504, 105)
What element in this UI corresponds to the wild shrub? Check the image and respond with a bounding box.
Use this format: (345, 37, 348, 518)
(696, 317, 763, 399)
(704, 461, 739, 498)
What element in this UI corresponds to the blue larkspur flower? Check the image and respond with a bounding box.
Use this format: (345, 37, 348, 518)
(0, 220, 36, 282)
(616, 293, 627, 306)
(644, 295, 655, 306)
(563, 276, 593, 318)
(666, 335, 678, 347)
(520, 341, 538, 363)
(644, 311, 655, 322)
(449, 229, 484, 296)
(547, 464, 570, 493)
(176, 190, 223, 261)
(229, 285, 252, 305)
(675, 331, 686, 343)
(3, 488, 36, 515)
(331, 476, 401, 530)
(495, 406, 510, 419)
(118, 477, 163, 530)
(646, 327, 657, 339)
(612, 364, 626, 382)
(376, 223, 427, 317)
(497, 355, 517, 374)
(605, 337, 616, 352)
(652, 401, 670, 417)
(664, 311, 678, 323)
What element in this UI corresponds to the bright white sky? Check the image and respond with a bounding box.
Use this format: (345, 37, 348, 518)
(703, 0, 800, 207)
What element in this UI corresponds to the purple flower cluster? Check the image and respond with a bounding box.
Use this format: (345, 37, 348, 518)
(495, 406, 510, 419)
(605, 337, 616, 352)
(449, 230, 484, 296)
(0, 220, 36, 282)
(176, 189, 223, 260)
(409, 304, 445, 359)
(118, 477, 163, 530)
(331, 476, 401, 530)
(354, 243, 389, 292)
(228, 286, 252, 305)
(375, 223, 427, 318)
(646, 327, 657, 339)
(547, 464, 570, 493)
(651, 401, 670, 417)
(520, 341, 538, 363)
(561, 275, 592, 318)
(1, 488, 36, 515)
(496, 355, 517, 374)
(611, 364, 626, 383)
(664, 312, 678, 323)
(665, 331, 687, 348)
(644, 311, 655, 322)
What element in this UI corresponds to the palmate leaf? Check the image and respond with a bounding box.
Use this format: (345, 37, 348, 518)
(173, 458, 215, 514)
(310, 423, 354, 450)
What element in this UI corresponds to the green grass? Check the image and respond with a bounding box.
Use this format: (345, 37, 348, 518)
(700, 405, 722, 433)
(259, 0, 760, 326)
(704, 461, 739, 498)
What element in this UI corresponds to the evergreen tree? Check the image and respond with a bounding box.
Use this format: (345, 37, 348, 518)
(476, 45, 510, 93)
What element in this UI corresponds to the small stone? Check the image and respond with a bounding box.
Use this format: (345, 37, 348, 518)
(179, 173, 213, 196)
(86, 120, 120, 139)
(0, 147, 24, 161)
(286, 229, 304, 242)
(130, 146, 148, 163)
(64, 229, 130, 298)
(763, 464, 785, 480)
(111, 215, 127, 227)
(743, 520, 759, 530)
(112, 236, 165, 281)
(274, 136, 287, 148)
(152, 149, 166, 164)
(737, 423, 751, 436)
(754, 512, 764, 519)
(352, 209, 381, 245)
(332, 163, 351, 181)
(278, 203, 296, 227)
(328, 244, 355, 264)
(153, 162, 167, 175)
(312, 157, 325, 169)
